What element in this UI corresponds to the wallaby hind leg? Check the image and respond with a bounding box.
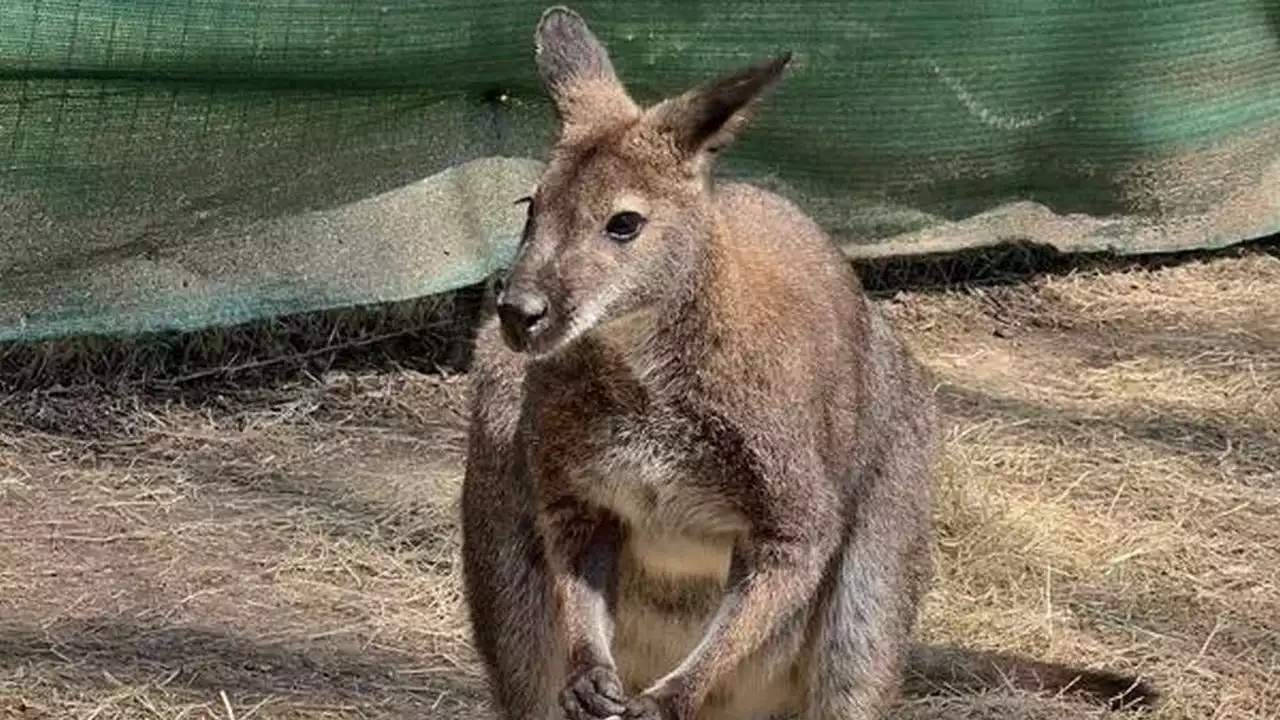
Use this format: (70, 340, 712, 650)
(803, 549, 929, 719)
(460, 425, 565, 720)
(461, 504, 564, 720)
(802, 467, 933, 719)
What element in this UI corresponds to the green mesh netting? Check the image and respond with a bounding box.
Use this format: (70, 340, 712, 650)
(2, 0, 1278, 342)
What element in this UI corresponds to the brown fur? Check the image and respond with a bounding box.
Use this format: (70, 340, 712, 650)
(459, 7, 1159, 719)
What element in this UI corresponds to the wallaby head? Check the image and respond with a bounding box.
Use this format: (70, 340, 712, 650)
(494, 5, 792, 357)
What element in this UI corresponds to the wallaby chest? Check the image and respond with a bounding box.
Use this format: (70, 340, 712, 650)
(526, 341, 746, 579)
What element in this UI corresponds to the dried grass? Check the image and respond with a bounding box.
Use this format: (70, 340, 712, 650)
(1, 247, 1277, 718)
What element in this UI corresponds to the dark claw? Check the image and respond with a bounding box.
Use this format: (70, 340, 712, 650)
(560, 665, 628, 719)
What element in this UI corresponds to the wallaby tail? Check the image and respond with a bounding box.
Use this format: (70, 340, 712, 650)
(903, 644, 1159, 711)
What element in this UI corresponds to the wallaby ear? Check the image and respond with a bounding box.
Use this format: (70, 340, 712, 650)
(648, 52, 792, 160)
(535, 6, 636, 128)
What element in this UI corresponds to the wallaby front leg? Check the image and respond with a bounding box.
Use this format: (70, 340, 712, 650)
(627, 532, 836, 720)
(541, 498, 629, 720)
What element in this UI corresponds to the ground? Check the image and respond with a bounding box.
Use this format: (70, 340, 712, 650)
(0, 249, 1276, 719)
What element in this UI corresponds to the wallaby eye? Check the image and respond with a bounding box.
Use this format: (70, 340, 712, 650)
(605, 211, 646, 242)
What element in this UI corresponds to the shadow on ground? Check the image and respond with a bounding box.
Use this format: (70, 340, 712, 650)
(937, 383, 1280, 478)
(0, 618, 483, 711)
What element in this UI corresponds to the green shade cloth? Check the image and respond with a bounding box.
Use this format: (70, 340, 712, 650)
(2, 0, 1277, 342)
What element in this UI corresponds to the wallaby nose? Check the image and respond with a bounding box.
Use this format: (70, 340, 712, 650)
(496, 289, 549, 342)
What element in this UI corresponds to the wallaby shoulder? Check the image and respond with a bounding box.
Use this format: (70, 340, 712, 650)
(703, 181, 932, 430)
(709, 180, 867, 321)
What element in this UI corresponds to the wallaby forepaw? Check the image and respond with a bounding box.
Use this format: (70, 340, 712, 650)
(622, 694, 666, 720)
(561, 665, 628, 720)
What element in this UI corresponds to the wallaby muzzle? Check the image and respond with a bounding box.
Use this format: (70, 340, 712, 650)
(495, 278, 552, 354)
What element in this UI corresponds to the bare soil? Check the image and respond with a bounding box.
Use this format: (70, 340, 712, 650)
(0, 251, 1276, 719)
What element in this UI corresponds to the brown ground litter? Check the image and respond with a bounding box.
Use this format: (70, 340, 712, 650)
(0, 248, 1276, 719)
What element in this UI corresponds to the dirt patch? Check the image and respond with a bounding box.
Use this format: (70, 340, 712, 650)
(1, 250, 1277, 718)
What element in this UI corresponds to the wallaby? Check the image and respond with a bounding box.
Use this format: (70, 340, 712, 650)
(459, 6, 1159, 720)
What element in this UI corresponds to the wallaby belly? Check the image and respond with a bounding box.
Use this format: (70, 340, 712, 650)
(609, 519, 801, 719)
(574, 391, 805, 717)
